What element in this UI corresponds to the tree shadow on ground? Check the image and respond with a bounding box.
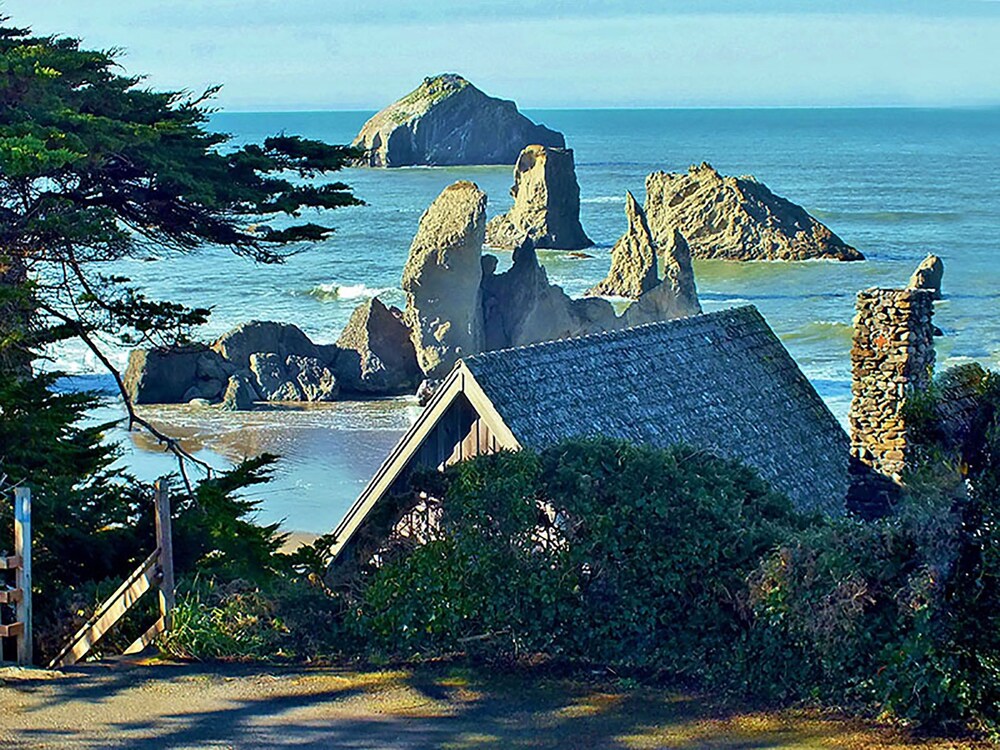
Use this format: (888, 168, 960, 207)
(0, 662, 987, 750)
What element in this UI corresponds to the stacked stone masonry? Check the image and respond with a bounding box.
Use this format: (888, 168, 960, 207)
(848, 288, 935, 491)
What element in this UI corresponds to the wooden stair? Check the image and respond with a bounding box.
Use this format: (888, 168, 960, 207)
(47, 481, 175, 669)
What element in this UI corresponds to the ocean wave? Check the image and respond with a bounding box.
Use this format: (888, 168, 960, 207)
(305, 282, 396, 302)
(811, 208, 964, 223)
(580, 195, 625, 204)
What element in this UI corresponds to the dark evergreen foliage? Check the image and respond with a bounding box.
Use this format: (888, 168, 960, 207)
(0, 16, 360, 360)
(0, 367, 288, 662)
(0, 15, 360, 662)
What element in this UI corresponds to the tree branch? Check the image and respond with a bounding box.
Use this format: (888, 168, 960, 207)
(37, 301, 214, 495)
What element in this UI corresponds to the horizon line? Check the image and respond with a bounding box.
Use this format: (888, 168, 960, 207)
(213, 102, 1000, 115)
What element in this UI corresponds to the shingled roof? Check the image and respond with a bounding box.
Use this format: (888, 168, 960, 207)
(461, 306, 849, 513)
(330, 305, 849, 564)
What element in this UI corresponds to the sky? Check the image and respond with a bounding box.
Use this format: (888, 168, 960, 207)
(2, 1, 999, 110)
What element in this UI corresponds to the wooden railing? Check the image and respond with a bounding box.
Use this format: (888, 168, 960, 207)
(48, 480, 175, 669)
(0, 487, 32, 666)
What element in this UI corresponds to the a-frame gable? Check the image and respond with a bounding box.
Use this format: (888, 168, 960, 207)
(329, 362, 519, 561)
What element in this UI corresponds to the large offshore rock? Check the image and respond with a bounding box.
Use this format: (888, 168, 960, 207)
(402, 181, 488, 378)
(644, 163, 863, 262)
(587, 191, 658, 299)
(352, 74, 564, 167)
(907, 254, 944, 299)
(211, 320, 323, 370)
(124, 346, 230, 405)
(485, 145, 592, 250)
(335, 297, 422, 394)
(481, 240, 618, 350)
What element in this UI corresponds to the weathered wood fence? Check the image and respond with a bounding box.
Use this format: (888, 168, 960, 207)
(48, 479, 175, 669)
(0, 487, 32, 665)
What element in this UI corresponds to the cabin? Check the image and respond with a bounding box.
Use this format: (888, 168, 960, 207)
(328, 306, 851, 569)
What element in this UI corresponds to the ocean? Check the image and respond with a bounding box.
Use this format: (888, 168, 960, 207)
(60, 107, 1000, 533)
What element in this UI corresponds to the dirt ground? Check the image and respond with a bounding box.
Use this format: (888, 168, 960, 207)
(0, 660, 989, 749)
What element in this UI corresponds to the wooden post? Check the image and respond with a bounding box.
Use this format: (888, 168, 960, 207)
(154, 480, 175, 629)
(14, 487, 31, 666)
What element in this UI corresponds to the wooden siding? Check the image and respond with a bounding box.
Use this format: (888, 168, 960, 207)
(448, 413, 502, 467)
(329, 364, 520, 565)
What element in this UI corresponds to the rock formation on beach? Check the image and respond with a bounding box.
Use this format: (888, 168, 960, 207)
(127, 309, 424, 409)
(586, 192, 702, 325)
(212, 320, 322, 369)
(401, 181, 488, 378)
(352, 74, 565, 167)
(644, 163, 863, 262)
(623, 229, 702, 326)
(335, 297, 422, 394)
(907, 254, 944, 299)
(249, 352, 339, 403)
(125, 320, 341, 408)
(220, 372, 257, 412)
(587, 191, 659, 299)
(124, 345, 226, 405)
(481, 240, 617, 351)
(485, 145, 592, 250)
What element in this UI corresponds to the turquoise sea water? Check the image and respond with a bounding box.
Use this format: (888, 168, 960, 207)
(63, 108, 1000, 532)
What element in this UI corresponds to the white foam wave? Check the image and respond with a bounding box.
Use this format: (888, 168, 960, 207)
(44, 340, 129, 376)
(306, 282, 395, 302)
(580, 195, 625, 204)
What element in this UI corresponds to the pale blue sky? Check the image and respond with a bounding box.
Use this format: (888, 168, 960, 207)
(3, 1, 999, 110)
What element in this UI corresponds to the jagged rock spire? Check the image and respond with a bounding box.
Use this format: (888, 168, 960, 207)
(587, 191, 658, 299)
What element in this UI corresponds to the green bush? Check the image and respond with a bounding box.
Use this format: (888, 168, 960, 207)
(748, 368, 1000, 733)
(351, 438, 809, 677)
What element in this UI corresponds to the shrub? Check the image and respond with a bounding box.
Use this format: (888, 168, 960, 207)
(350, 438, 808, 677)
(748, 368, 1000, 733)
(161, 577, 345, 662)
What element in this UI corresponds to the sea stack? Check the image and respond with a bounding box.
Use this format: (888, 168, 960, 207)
(401, 181, 488, 378)
(907, 254, 944, 299)
(481, 239, 617, 350)
(623, 229, 702, 326)
(485, 145, 593, 251)
(352, 74, 565, 167)
(335, 297, 422, 394)
(587, 191, 659, 299)
(644, 162, 863, 262)
(587, 191, 701, 324)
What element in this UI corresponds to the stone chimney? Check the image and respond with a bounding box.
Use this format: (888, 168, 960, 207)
(847, 288, 935, 513)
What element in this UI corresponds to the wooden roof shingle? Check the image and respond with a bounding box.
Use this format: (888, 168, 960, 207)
(461, 306, 849, 514)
